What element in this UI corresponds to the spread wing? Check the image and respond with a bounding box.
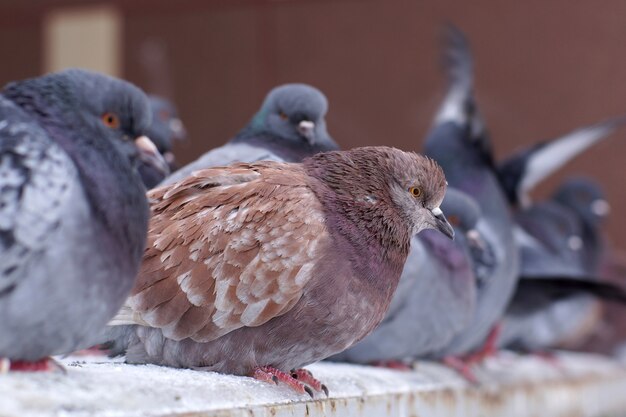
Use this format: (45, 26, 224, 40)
(111, 162, 330, 343)
(0, 98, 78, 295)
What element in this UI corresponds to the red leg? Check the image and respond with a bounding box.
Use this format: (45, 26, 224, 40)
(252, 366, 314, 397)
(8, 358, 63, 372)
(291, 368, 329, 396)
(464, 322, 502, 365)
(10, 359, 51, 371)
(442, 356, 478, 384)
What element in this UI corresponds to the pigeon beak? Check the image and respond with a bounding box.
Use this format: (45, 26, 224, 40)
(134, 136, 170, 176)
(466, 229, 485, 251)
(298, 120, 316, 145)
(591, 199, 610, 217)
(431, 207, 455, 240)
(169, 118, 187, 141)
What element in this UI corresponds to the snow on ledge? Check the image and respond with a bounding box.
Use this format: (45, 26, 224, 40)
(2, 351, 626, 417)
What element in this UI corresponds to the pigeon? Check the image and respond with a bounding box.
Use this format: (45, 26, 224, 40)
(0, 68, 168, 371)
(500, 199, 593, 350)
(423, 25, 519, 358)
(497, 118, 626, 208)
(553, 177, 610, 274)
(329, 187, 481, 365)
(161, 83, 338, 186)
(137, 95, 186, 188)
(104, 146, 453, 396)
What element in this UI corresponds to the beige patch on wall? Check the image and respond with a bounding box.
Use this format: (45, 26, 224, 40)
(43, 5, 121, 76)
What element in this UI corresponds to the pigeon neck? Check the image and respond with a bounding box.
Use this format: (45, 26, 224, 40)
(303, 160, 409, 295)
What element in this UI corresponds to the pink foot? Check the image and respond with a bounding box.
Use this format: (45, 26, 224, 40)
(443, 356, 478, 384)
(8, 358, 64, 372)
(253, 366, 319, 397)
(291, 368, 329, 395)
(464, 323, 502, 365)
(71, 345, 107, 356)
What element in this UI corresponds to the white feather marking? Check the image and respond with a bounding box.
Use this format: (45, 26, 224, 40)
(240, 299, 270, 325)
(435, 87, 468, 126)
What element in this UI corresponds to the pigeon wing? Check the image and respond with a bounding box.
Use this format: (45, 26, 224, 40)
(112, 161, 330, 343)
(0, 99, 78, 295)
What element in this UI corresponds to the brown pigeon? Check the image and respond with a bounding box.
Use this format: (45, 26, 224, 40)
(106, 146, 453, 395)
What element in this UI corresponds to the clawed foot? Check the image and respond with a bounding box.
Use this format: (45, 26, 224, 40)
(3, 357, 65, 373)
(443, 355, 478, 384)
(442, 323, 502, 384)
(252, 366, 328, 397)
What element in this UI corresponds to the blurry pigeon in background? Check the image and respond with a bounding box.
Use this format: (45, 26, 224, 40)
(137, 95, 187, 188)
(104, 146, 453, 396)
(161, 83, 339, 185)
(553, 177, 610, 274)
(423, 25, 519, 359)
(330, 188, 480, 365)
(0, 69, 168, 371)
(500, 200, 594, 351)
(498, 118, 626, 208)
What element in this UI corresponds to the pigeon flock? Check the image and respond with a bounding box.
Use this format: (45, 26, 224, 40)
(2, 25, 626, 397)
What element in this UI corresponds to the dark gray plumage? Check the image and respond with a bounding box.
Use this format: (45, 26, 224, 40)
(423, 25, 519, 357)
(330, 188, 480, 364)
(553, 177, 609, 274)
(501, 201, 590, 350)
(0, 69, 166, 368)
(161, 84, 338, 186)
(102, 147, 452, 395)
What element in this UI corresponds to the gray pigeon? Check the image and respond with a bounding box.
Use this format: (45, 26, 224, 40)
(423, 25, 519, 357)
(103, 146, 453, 396)
(161, 84, 338, 186)
(329, 188, 481, 364)
(553, 177, 610, 274)
(500, 178, 611, 351)
(500, 200, 592, 350)
(0, 69, 168, 371)
(138, 95, 187, 188)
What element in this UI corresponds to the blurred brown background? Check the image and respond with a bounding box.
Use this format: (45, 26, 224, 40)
(1, 0, 626, 247)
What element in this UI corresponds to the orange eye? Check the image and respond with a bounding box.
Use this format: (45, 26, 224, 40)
(409, 187, 422, 198)
(159, 109, 170, 121)
(279, 111, 288, 121)
(102, 112, 120, 129)
(448, 214, 461, 226)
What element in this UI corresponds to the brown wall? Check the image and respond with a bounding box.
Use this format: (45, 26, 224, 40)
(2, 0, 626, 247)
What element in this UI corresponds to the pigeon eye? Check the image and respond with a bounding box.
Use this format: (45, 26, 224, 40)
(447, 214, 460, 226)
(279, 111, 288, 121)
(102, 113, 120, 129)
(159, 109, 170, 121)
(409, 187, 422, 198)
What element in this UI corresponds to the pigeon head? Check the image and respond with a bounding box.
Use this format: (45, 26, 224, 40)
(250, 83, 337, 151)
(305, 146, 453, 243)
(3, 68, 169, 177)
(441, 187, 489, 260)
(442, 188, 480, 233)
(146, 95, 187, 159)
(553, 177, 609, 226)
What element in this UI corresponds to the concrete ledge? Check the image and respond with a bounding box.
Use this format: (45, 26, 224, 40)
(2, 352, 626, 417)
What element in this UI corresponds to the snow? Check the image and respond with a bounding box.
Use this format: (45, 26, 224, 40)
(1, 352, 626, 417)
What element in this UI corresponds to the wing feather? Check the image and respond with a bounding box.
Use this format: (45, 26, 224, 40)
(114, 162, 329, 342)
